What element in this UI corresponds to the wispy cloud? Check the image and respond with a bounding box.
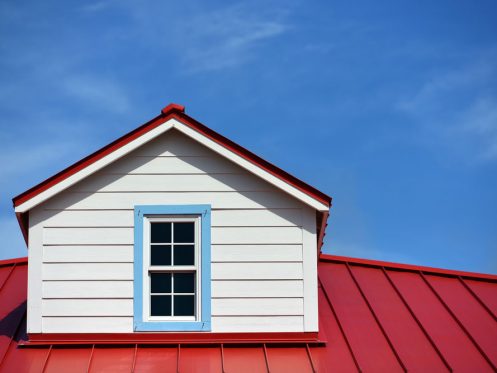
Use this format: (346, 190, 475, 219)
(80, 1, 112, 13)
(170, 4, 289, 73)
(62, 74, 130, 114)
(397, 47, 497, 162)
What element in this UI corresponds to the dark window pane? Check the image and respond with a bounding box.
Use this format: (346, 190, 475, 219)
(174, 245, 194, 265)
(174, 222, 194, 243)
(151, 295, 171, 316)
(174, 273, 195, 293)
(174, 295, 195, 316)
(150, 273, 171, 293)
(151, 223, 171, 243)
(151, 245, 171, 266)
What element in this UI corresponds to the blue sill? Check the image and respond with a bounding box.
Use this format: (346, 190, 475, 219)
(134, 321, 211, 332)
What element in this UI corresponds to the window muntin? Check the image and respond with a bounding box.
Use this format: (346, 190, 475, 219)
(143, 216, 200, 322)
(133, 204, 211, 332)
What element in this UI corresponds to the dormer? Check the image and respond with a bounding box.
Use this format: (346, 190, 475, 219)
(13, 104, 331, 340)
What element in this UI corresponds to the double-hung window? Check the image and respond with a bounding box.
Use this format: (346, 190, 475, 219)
(134, 205, 211, 331)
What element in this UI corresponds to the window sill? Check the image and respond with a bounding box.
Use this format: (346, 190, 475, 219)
(134, 320, 211, 332)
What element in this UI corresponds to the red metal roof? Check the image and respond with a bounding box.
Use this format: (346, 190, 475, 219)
(1, 255, 496, 372)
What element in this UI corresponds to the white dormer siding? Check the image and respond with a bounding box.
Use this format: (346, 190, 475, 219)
(28, 130, 318, 334)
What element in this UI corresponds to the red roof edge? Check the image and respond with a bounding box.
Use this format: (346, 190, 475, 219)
(0, 256, 28, 267)
(12, 105, 182, 208)
(12, 103, 331, 209)
(319, 253, 497, 281)
(25, 332, 323, 346)
(174, 110, 332, 207)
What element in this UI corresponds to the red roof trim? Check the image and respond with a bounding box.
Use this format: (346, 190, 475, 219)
(173, 111, 332, 207)
(25, 332, 323, 346)
(319, 253, 497, 281)
(12, 103, 331, 208)
(0, 256, 27, 267)
(12, 111, 172, 207)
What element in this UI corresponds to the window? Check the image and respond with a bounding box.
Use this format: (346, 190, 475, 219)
(134, 205, 211, 331)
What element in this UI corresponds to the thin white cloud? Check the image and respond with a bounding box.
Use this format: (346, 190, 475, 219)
(80, 1, 112, 13)
(171, 5, 289, 73)
(397, 48, 497, 162)
(62, 74, 130, 114)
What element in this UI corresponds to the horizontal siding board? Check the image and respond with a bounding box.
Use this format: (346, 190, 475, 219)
(211, 316, 304, 332)
(43, 246, 133, 263)
(44, 210, 134, 227)
(42, 299, 133, 316)
(212, 298, 303, 316)
(212, 280, 303, 298)
(213, 208, 302, 227)
(211, 245, 302, 262)
(43, 191, 301, 210)
(42, 263, 133, 280)
(42, 209, 301, 228)
(42, 317, 133, 333)
(72, 173, 272, 193)
(44, 227, 133, 245)
(132, 130, 213, 157)
(42, 281, 133, 298)
(212, 227, 302, 245)
(212, 263, 303, 280)
(44, 226, 301, 245)
(103, 155, 242, 175)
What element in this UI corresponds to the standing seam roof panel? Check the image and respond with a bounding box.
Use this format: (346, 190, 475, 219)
(44, 347, 91, 373)
(133, 346, 178, 372)
(349, 265, 448, 372)
(388, 270, 493, 372)
(463, 279, 497, 319)
(319, 263, 403, 373)
(426, 274, 497, 369)
(310, 285, 358, 372)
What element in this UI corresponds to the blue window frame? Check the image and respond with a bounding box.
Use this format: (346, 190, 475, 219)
(133, 205, 211, 331)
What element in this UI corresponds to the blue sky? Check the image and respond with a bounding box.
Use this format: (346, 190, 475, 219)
(1, 0, 496, 273)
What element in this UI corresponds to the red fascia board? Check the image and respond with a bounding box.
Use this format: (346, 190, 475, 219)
(12, 111, 173, 207)
(319, 254, 497, 282)
(25, 332, 322, 346)
(12, 104, 331, 209)
(173, 111, 332, 207)
(0, 256, 27, 267)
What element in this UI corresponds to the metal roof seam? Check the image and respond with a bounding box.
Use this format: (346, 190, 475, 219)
(131, 344, 138, 373)
(41, 345, 52, 373)
(220, 344, 226, 373)
(317, 276, 362, 372)
(419, 271, 497, 371)
(305, 343, 317, 373)
(381, 268, 453, 372)
(87, 344, 95, 373)
(0, 263, 16, 293)
(176, 344, 180, 373)
(0, 307, 26, 369)
(263, 344, 270, 373)
(345, 263, 408, 372)
(457, 276, 497, 323)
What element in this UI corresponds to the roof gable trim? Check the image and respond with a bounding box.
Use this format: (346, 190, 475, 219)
(14, 104, 331, 213)
(14, 118, 176, 213)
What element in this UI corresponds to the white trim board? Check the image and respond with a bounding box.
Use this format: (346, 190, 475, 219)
(15, 118, 329, 213)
